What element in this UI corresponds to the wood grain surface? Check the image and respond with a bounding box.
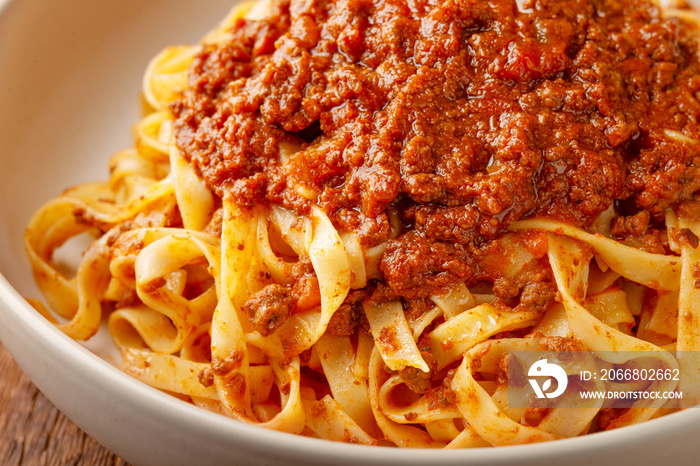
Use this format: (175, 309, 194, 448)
(0, 341, 129, 466)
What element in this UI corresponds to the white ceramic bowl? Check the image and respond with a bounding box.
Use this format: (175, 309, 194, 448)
(1, 0, 699, 464)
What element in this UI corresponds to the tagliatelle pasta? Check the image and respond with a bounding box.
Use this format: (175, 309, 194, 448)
(23, 0, 700, 448)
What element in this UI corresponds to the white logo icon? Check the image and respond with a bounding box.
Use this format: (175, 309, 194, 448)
(528, 359, 568, 399)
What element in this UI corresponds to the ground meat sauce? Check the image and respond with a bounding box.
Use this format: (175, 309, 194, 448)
(173, 0, 700, 305)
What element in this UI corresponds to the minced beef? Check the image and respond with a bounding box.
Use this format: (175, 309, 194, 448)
(173, 0, 700, 304)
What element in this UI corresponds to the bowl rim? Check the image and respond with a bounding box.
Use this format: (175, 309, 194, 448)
(2, 269, 700, 463)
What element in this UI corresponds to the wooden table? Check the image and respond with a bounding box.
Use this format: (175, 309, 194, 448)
(0, 341, 128, 465)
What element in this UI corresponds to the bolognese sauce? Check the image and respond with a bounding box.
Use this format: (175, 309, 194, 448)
(172, 0, 700, 310)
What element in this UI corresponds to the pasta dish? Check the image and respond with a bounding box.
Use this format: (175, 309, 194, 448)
(24, 0, 700, 447)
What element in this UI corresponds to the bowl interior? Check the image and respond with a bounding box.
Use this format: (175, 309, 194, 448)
(0, 0, 235, 294)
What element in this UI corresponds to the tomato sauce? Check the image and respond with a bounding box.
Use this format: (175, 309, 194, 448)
(173, 0, 700, 307)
